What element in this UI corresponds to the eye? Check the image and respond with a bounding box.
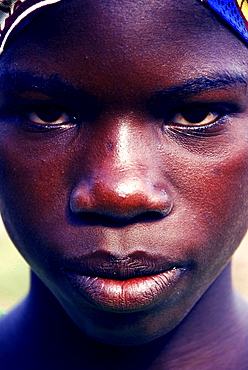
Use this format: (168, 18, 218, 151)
(169, 106, 220, 127)
(23, 105, 76, 126)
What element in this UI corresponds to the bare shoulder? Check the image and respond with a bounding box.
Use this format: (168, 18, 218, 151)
(0, 305, 40, 370)
(235, 290, 248, 326)
(231, 292, 248, 367)
(0, 310, 21, 369)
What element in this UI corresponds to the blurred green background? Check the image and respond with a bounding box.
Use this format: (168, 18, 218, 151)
(0, 218, 29, 311)
(0, 216, 247, 311)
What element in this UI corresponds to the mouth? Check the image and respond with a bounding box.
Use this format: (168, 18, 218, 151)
(61, 251, 189, 312)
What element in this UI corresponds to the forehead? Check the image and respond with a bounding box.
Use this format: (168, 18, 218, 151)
(1, 0, 248, 96)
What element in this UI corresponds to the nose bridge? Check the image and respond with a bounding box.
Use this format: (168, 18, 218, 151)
(114, 115, 143, 169)
(85, 112, 157, 180)
(88, 112, 159, 188)
(99, 112, 150, 168)
(70, 112, 174, 223)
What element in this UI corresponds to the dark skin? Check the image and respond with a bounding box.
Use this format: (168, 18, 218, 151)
(0, 0, 248, 368)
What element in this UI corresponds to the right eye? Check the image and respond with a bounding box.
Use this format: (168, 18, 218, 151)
(169, 106, 221, 127)
(23, 105, 76, 126)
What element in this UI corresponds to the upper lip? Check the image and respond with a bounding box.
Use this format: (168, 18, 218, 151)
(61, 250, 190, 279)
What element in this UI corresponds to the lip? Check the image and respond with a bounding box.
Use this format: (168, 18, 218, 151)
(61, 251, 189, 312)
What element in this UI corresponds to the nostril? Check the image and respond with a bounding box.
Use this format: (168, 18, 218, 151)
(69, 210, 170, 226)
(69, 212, 121, 226)
(125, 210, 169, 224)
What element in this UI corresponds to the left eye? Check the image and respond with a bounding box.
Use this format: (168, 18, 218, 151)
(169, 106, 220, 127)
(24, 105, 75, 125)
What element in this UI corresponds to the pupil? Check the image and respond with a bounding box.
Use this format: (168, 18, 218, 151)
(36, 106, 62, 122)
(182, 106, 209, 123)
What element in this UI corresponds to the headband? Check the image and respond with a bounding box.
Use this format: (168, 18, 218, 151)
(0, 0, 247, 55)
(201, 0, 248, 44)
(0, 0, 61, 54)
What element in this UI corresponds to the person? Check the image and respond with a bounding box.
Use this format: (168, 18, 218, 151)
(0, 0, 247, 368)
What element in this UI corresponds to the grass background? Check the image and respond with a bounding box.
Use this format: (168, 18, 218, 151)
(0, 217, 247, 311)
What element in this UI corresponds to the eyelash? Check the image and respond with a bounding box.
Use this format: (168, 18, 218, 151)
(8, 102, 234, 137)
(163, 104, 233, 136)
(12, 104, 77, 132)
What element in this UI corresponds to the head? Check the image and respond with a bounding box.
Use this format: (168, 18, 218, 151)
(0, 0, 247, 345)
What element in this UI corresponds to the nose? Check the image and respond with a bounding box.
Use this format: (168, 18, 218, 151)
(70, 176, 173, 224)
(69, 115, 174, 224)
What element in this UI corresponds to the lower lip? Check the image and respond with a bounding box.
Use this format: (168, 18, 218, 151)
(63, 268, 186, 312)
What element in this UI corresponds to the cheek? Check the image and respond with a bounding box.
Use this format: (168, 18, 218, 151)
(0, 132, 74, 256)
(194, 156, 247, 228)
(170, 145, 248, 266)
(187, 161, 246, 216)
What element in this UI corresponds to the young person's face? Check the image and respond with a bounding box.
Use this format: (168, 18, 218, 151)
(0, 0, 247, 345)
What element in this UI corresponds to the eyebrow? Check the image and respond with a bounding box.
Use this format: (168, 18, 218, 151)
(146, 72, 248, 116)
(0, 70, 247, 99)
(0, 71, 103, 120)
(151, 72, 247, 100)
(0, 71, 78, 96)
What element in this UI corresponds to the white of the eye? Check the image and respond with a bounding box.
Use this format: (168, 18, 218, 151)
(28, 112, 70, 125)
(171, 112, 219, 127)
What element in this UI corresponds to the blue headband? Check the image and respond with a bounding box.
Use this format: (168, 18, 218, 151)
(201, 0, 248, 44)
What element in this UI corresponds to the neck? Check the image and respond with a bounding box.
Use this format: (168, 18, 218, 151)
(12, 263, 248, 369)
(158, 263, 248, 367)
